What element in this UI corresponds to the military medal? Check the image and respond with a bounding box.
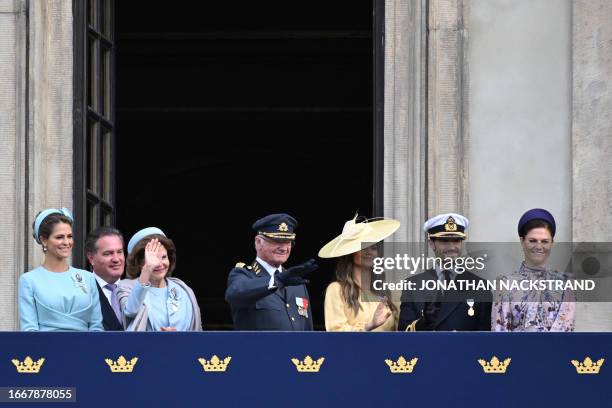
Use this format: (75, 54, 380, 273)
(168, 287, 180, 315)
(296, 297, 309, 318)
(467, 299, 475, 316)
(72, 271, 88, 294)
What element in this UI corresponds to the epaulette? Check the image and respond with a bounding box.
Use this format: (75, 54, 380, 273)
(236, 262, 251, 269)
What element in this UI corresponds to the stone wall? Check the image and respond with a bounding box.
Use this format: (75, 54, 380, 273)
(0, 0, 27, 330)
(572, 0, 612, 331)
(0, 0, 73, 330)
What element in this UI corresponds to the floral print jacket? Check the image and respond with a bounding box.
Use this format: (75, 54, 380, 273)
(492, 262, 576, 332)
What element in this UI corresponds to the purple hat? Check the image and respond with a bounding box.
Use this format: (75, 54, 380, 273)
(518, 208, 556, 237)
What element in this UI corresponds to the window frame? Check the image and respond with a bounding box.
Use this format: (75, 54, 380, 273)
(73, 0, 116, 267)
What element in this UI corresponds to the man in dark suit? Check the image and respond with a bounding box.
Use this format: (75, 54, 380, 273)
(85, 227, 125, 331)
(225, 213, 318, 330)
(398, 213, 492, 331)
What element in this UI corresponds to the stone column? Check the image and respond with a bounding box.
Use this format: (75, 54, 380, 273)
(0, 0, 27, 330)
(572, 0, 612, 331)
(383, 0, 428, 243)
(0, 0, 74, 330)
(427, 0, 469, 217)
(27, 0, 74, 269)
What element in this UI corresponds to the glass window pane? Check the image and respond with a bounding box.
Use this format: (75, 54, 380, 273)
(88, 122, 98, 194)
(88, 38, 98, 110)
(102, 210, 111, 227)
(101, 0, 112, 39)
(88, 0, 98, 29)
(87, 200, 97, 236)
(101, 46, 111, 118)
(102, 129, 111, 201)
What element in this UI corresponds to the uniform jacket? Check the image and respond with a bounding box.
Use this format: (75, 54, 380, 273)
(398, 269, 492, 331)
(225, 260, 313, 331)
(95, 281, 124, 331)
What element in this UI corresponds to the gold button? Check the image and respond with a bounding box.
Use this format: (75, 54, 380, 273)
(286, 304, 290, 308)
(291, 317, 295, 321)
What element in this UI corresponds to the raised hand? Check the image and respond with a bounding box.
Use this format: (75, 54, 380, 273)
(276, 259, 319, 287)
(139, 238, 162, 284)
(366, 297, 392, 331)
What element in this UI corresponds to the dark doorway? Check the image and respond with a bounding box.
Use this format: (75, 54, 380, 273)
(116, 1, 375, 329)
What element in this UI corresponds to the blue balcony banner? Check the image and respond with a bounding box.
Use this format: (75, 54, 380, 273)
(0, 332, 610, 407)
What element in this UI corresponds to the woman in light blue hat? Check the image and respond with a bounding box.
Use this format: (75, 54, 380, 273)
(18, 208, 103, 331)
(117, 228, 202, 331)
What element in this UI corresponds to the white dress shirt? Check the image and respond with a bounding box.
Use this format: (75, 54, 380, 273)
(256, 257, 282, 289)
(93, 273, 120, 305)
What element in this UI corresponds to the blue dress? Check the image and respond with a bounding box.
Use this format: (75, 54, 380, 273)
(18, 266, 103, 331)
(123, 279, 194, 331)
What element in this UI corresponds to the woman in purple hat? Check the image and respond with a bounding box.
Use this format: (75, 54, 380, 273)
(492, 209, 575, 332)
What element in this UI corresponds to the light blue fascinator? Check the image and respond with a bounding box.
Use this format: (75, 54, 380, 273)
(33, 207, 74, 244)
(127, 227, 166, 254)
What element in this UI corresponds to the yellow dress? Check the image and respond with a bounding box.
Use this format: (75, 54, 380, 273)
(324, 281, 398, 331)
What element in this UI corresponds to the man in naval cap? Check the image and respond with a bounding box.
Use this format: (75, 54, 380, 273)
(398, 213, 491, 331)
(225, 213, 318, 330)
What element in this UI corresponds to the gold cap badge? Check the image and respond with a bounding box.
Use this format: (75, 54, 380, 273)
(444, 216, 458, 232)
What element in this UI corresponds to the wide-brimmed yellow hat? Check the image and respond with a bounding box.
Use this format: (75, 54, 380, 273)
(318, 215, 401, 258)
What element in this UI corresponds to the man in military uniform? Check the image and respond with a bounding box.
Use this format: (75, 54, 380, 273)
(398, 213, 491, 331)
(225, 213, 318, 330)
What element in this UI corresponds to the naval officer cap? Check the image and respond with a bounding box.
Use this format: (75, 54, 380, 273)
(253, 213, 298, 241)
(517, 208, 556, 237)
(424, 213, 469, 239)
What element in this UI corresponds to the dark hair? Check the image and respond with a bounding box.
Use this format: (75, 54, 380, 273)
(32, 212, 73, 244)
(125, 234, 176, 279)
(519, 219, 553, 238)
(85, 227, 124, 255)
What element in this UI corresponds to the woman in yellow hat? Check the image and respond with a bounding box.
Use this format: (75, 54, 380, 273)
(319, 215, 400, 331)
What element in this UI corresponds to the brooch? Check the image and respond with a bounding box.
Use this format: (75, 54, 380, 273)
(72, 271, 88, 294)
(167, 287, 180, 315)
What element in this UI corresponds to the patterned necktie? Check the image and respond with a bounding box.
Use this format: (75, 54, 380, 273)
(106, 283, 122, 321)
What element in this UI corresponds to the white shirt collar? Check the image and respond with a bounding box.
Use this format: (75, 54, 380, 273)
(93, 272, 120, 289)
(256, 257, 282, 277)
(434, 266, 455, 281)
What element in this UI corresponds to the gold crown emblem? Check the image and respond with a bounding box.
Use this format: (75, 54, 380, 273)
(571, 357, 605, 374)
(478, 356, 511, 374)
(385, 356, 418, 374)
(278, 222, 289, 232)
(105, 356, 138, 373)
(12, 356, 45, 374)
(198, 355, 232, 372)
(444, 216, 458, 232)
(291, 356, 324, 373)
